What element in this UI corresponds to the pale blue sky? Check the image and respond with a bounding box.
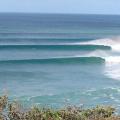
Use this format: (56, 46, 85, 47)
(0, 0, 120, 14)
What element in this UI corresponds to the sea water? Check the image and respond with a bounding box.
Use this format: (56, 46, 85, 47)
(0, 13, 120, 109)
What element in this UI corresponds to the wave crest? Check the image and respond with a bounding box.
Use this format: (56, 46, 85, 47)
(76, 37, 120, 52)
(0, 57, 105, 64)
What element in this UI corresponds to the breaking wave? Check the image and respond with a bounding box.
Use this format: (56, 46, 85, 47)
(0, 44, 111, 51)
(76, 37, 120, 52)
(0, 57, 105, 64)
(75, 36, 120, 80)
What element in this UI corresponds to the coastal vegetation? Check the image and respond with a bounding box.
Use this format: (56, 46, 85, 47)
(0, 95, 120, 120)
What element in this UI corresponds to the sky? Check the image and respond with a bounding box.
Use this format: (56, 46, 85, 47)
(0, 0, 120, 14)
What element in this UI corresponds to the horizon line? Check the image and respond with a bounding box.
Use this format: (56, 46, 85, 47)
(0, 12, 120, 16)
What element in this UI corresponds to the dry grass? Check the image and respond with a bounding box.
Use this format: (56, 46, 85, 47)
(0, 95, 120, 120)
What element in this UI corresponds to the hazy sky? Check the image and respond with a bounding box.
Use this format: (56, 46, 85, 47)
(0, 0, 120, 14)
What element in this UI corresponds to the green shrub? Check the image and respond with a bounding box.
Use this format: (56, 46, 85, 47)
(0, 95, 119, 120)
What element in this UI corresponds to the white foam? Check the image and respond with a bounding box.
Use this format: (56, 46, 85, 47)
(87, 50, 109, 57)
(104, 56, 120, 80)
(76, 37, 120, 52)
(105, 56, 120, 65)
(111, 44, 120, 52)
(75, 37, 120, 80)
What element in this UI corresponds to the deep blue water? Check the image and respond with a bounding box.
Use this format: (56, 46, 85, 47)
(0, 13, 120, 109)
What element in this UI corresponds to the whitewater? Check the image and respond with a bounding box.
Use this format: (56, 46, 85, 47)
(74, 37, 120, 80)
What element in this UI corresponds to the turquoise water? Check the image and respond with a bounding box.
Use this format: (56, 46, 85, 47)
(1, 13, 120, 109)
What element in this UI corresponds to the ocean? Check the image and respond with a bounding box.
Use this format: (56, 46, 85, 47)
(0, 13, 120, 109)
